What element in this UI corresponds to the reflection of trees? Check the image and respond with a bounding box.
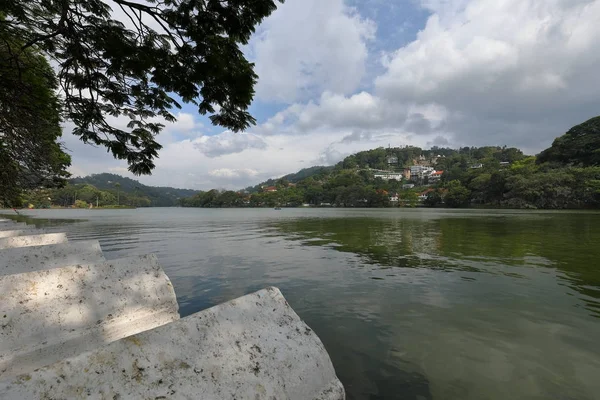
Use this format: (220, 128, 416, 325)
(269, 213, 600, 317)
(270, 217, 441, 270)
(436, 215, 600, 293)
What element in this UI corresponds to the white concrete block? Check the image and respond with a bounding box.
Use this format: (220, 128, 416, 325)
(0, 233, 67, 250)
(0, 240, 105, 276)
(0, 254, 179, 378)
(0, 230, 35, 239)
(0, 287, 344, 400)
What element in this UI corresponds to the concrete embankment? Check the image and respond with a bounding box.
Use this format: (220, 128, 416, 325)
(0, 217, 344, 399)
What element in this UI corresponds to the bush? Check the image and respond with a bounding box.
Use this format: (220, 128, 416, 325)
(74, 199, 88, 208)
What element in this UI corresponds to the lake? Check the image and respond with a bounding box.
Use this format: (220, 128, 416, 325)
(3, 208, 600, 400)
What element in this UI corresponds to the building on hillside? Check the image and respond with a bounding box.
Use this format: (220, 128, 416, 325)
(374, 172, 404, 181)
(387, 155, 399, 165)
(402, 184, 415, 189)
(500, 161, 510, 167)
(413, 155, 431, 167)
(470, 163, 483, 169)
(431, 155, 444, 165)
(410, 166, 434, 181)
(429, 170, 444, 182)
(403, 168, 411, 180)
(419, 188, 436, 201)
(263, 186, 277, 192)
(389, 193, 399, 202)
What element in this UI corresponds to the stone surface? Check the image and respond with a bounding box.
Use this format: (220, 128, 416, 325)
(0, 254, 179, 378)
(0, 240, 105, 276)
(0, 233, 68, 250)
(0, 287, 344, 400)
(0, 222, 25, 230)
(0, 230, 35, 239)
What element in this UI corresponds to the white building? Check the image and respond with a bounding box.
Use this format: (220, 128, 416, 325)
(410, 166, 434, 180)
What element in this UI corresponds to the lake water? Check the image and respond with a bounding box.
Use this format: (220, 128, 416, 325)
(3, 208, 600, 400)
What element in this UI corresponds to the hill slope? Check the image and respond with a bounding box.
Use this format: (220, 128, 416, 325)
(69, 173, 198, 206)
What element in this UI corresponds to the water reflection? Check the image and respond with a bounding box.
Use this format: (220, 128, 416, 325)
(268, 215, 600, 319)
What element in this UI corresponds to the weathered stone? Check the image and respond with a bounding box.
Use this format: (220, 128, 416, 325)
(0, 230, 35, 239)
(0, 254, 179, 378)
(0, 240, 105, 276)
(0, 233, 68, 250)
(0, 287, 344, 400)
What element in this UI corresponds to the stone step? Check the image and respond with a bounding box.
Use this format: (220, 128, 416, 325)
(0, 233, 68, 250)
(0, 287, 344, 400)
(0, 230, 38, 239)
(0, 222, 26, 230)
(0, 240, 105, 276)
(0, 254, 179, 379)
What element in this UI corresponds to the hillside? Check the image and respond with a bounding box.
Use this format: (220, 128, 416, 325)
(244, 166, 334, 193)
(22, 173, 199, 208)
(68, 173, 198, 207)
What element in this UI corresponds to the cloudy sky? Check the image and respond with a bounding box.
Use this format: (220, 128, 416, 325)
(64, 0, 600, 190)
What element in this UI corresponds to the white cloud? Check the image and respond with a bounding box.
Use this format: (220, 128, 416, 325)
(208, 168, 259, 179)
(250, 0, 376, 103)
(375, 0, 600, 148)
(108, 167, 130, 174)
(256, 90, 449, 139)
(194, 131, 267, 158)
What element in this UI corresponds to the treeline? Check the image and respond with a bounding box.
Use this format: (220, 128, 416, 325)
(22, 183, 151, 209)
(181, 116, 600, 209)
(69, 173, 198, 207)
(21, 173, 199, 208)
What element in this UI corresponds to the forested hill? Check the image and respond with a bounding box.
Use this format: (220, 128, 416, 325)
(69, 173, 198, 206)
(244, 166, 334, 193)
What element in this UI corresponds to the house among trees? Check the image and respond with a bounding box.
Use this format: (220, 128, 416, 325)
(429, 170, 444, 182)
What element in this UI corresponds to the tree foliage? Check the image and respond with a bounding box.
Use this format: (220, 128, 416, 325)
(0, 33, 70, 206)
(537, 116, 600, 167)
(22, 173, 198, 208)
(1, 0, 281, 174)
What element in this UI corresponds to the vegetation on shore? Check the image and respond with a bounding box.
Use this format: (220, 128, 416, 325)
(20, 173, 198, 209)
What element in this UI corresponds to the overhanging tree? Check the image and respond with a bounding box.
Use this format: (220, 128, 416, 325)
(0, 34, 71, 206)
(0, 0, 282, 174)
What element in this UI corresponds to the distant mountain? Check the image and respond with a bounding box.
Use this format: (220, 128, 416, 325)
(69, 173, 199, 207)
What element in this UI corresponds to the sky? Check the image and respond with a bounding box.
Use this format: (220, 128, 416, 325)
(63, 0, 600, 190)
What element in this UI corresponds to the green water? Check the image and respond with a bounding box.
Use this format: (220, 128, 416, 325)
(3, 208, 600, 399)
